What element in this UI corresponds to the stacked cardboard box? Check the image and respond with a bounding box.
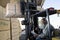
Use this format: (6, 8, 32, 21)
(0, 6, 21, 40)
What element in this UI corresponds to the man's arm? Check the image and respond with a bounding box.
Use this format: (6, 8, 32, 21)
(38, 24, 54, 38)
(37, 25, 48, 38)
(31, 30, 38, 37)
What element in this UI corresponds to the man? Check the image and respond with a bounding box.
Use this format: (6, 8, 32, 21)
(31, 18, 54, 40)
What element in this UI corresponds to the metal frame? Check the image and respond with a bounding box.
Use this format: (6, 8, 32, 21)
(46, 10, 51, 40)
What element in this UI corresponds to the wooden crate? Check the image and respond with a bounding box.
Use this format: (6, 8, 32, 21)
(6, 3, 24, 18)
(0, 20, 10, 40)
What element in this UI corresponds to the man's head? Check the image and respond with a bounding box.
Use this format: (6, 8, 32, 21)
(39, 18, 47, 29)
(41, 18, 47, 25)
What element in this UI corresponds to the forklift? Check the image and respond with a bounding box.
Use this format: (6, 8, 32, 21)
(20, 0, 60, 40)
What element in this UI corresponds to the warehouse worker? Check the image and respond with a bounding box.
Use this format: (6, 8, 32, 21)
(31, 18, 54, 40)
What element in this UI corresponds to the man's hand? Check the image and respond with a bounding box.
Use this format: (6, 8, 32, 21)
(34, 34, 38, 38)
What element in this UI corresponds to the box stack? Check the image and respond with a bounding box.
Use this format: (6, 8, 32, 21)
(0, 6, 21, 40)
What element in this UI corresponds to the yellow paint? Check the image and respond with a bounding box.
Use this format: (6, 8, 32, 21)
(52, 37, 60, 40)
